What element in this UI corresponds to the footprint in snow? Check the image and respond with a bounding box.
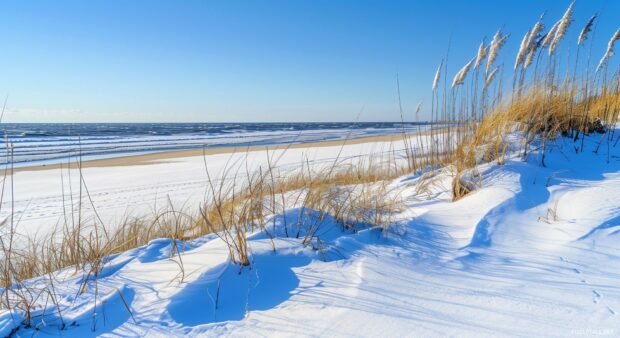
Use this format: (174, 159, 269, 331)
(592, 290, 602, 303)
(573, 268, 581, 274)
(607, 306, 616, 315)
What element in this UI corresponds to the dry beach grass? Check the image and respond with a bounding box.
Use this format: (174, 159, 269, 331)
(0, 1, 619, 333)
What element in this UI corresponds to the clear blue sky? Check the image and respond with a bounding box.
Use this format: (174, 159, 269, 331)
(1, 0, 618, 123)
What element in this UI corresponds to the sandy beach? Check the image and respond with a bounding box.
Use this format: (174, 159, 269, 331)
(15, 132, 411, 172)
(4, 133, 415, 239)
(4, 1, 620, 335)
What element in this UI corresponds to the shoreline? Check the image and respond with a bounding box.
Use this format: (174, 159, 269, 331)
(13, 132, 412, 173)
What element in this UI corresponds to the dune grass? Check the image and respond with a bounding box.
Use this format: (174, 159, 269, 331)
(0, 1, 619, 333)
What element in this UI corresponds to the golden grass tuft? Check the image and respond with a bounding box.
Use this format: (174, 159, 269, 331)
(1, 3, 620, 334)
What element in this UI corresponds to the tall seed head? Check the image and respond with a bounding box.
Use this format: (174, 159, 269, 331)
(578, 14, 597, 46)
(524, 49, 536, 70)
(515, 30, 532, 70)
(542, 21, 560, 49)
(549, 1, 575, 55)
(486, 30, 508, 75)
(597, 28, 620, 73)
(474, 40, 488, 70)
(530, 13, 545, 42)
(483, 67, 499, 91)
(452, 58, 474, 88)
(522, 14, 545, 71)
(432, 60, 443, 91)
(415, 101, 424, 116)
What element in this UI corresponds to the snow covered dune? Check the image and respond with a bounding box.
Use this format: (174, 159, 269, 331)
(1, 132, 619, 337)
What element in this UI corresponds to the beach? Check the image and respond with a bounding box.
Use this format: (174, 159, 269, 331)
(5, 129, 620, 337)
(0, 122, 428, 169)
(3, 132, 414, 241)
(4, 1, 620, 336)
(14, 131, 410, 172)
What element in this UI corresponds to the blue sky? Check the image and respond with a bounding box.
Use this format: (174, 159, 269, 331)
(0, 0, 618, 122)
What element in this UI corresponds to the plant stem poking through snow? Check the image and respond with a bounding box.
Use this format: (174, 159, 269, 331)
(3, 3, 620, 336)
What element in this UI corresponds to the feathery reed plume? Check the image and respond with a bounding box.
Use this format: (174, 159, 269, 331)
(515, 30, 532, 69)
(597, 28, 620, 73)
(542, 22, 560, 49)
(549, 1, 574, 55)
(432, 60, 443, 91)
(578, 14, 597, 46)
(474, 40, 488, 70)
(415, 101, 423, 114)
(483, 67, 499, 91)
(530, 13, 545, 42)
(523, 15, 545, 70)
(452, 58, 474, 88)
(486, 30, 508, 75)
(524, 48, 536, 70)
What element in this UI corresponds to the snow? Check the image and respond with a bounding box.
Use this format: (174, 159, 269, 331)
(2, 139, 411, 242)
(1, 132, 620, 337)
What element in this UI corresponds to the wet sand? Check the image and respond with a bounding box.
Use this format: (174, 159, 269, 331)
(15, 132, 414, 172)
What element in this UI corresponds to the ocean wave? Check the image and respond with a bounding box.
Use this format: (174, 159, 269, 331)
(0, 123, 430, 165)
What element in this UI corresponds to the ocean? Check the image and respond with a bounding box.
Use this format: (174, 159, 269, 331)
(0, 122, 427, 166)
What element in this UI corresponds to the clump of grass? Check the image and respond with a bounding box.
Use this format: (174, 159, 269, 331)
(1, 2, 619, 334)
(0, 141, 412, 334)
(429, 1, 620, 200)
